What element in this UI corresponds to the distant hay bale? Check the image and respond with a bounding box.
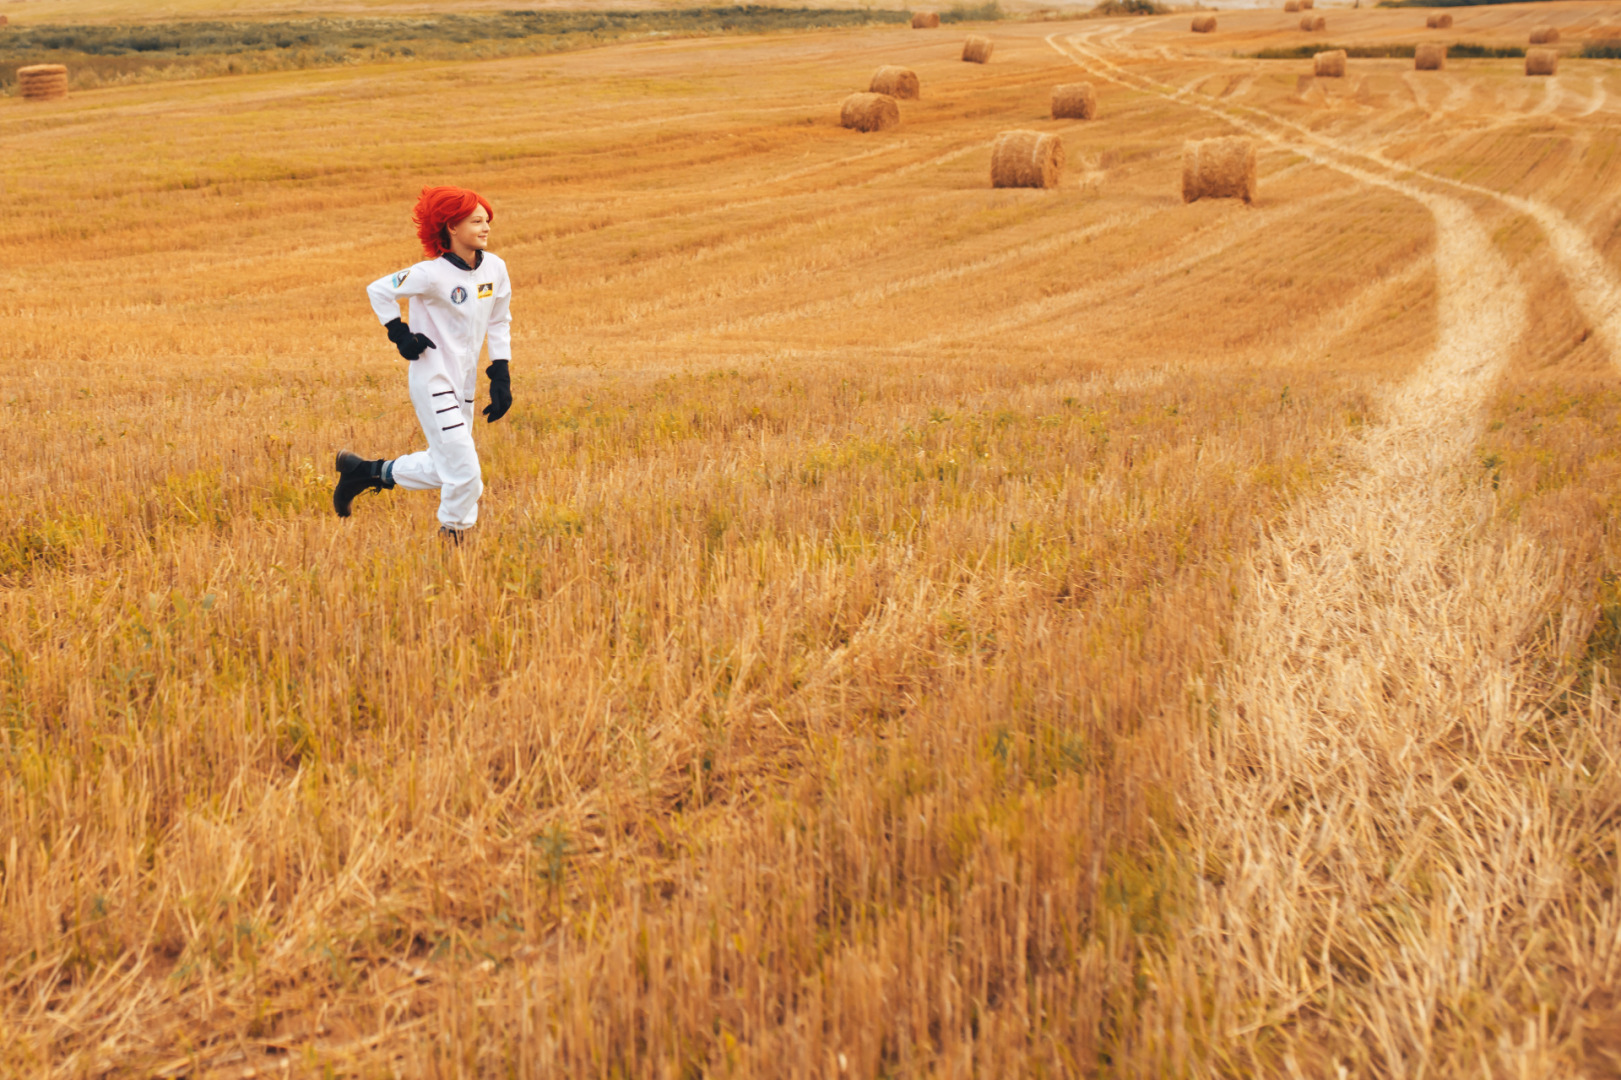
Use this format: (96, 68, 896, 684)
(911, 11, 940, 28)
(1300, 0, 1314, 9)
(962, 35, 993, 63)
(1284, 1, 1299, 11)
(1414, 42, 1446, 69)
(840, 92, 900, 132)
(1314, 48, 1347, 77)
(17, 64, 69, 101)
(1300, 16, 1326, 31)
(1425, 12, 1453, 28)
(870, 66, 920, 99)
(1525, 47, 1558, 75)
(991, 130, 1064, 189)
(1529, 25, 1560, 44)
(1182, 136, 1257, 203)
(1191, 14, 1217, 33)
(1051, 82, 1098, 119)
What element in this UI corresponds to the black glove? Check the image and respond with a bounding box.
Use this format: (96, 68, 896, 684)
(385, 318, 436, 361)
(484, 360, 512, 424)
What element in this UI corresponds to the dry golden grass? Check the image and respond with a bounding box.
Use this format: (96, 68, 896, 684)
(6, 4, 1621, 1075)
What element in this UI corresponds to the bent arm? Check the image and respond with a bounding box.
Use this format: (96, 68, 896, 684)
(366, 264, 430, 326)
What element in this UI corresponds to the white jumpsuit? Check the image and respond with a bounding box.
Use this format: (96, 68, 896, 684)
(366, 252, 512, 530)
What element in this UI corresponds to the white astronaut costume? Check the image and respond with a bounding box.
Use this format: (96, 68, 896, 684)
(366, 251, 512, 530)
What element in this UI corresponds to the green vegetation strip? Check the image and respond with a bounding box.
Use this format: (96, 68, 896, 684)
(1249, 40, 1525, 58)
(0, 5, 1002, 90)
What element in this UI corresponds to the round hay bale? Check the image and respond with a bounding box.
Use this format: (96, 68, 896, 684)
(1313, 49, 1347, 77)
(840, 92, 900, 132)
(991, 130, 1063, 189)
(1051, 82, 1097, 120)
(1284, 1, 1299, 11)
(1182, 136, 1257, 203)
(1191, 14, 1217, 33)
(1529, 25, 1560, 45)
(18, 64, 69, 101)
(1414, 42, 1446, 69)
(1300, 15, 1326, 31)
(911, 11, 941, 28)
(962, 35, 993, 63)
(1525, 47, 1558, 76)
(1425, 12, 1453, 28)
(1300, 0, 1314, 9)
(870, 66, 920, 99)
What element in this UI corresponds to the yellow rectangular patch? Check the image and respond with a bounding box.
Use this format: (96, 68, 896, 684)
(477, 282, 494, 300)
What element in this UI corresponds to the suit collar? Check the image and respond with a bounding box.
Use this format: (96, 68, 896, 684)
(441, 250, 483, 271)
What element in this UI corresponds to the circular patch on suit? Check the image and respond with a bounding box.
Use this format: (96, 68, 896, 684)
(450, 286, 468, 305)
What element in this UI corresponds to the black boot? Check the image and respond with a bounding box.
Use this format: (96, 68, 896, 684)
(333, 450, 393, 517)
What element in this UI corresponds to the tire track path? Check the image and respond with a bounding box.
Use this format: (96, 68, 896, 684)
(1047, 29, 1596, 1068)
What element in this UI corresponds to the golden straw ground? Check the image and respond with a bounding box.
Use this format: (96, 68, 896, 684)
(7, 4, 1621, 1074)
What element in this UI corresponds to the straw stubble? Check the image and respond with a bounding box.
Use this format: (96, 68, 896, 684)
(1167, 187, 1550, 1080)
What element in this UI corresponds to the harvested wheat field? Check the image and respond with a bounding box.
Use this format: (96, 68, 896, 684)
(7, 1, 1621, 1075)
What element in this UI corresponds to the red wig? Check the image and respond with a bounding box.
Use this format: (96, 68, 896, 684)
(412, 186, 493, 258)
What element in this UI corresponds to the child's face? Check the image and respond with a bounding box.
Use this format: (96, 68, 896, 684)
(449, 206, 491, 252)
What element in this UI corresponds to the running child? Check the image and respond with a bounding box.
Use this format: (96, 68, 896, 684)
(333, 185, 514, 541)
